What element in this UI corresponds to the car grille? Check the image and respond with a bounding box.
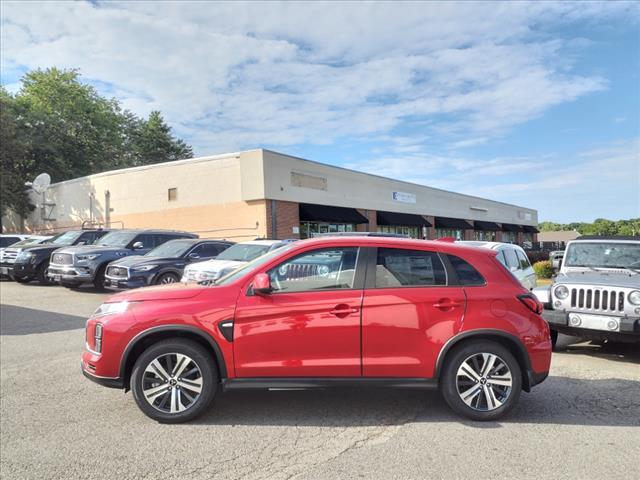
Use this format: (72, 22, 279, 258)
(1, 249, 19, 263)
(52, 253, 73, 265)
(284, 263, 321, 280)
(570, 288, 625, 312)
(106, 265, 129, 278)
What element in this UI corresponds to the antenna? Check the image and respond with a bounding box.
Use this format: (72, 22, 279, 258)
(31, 173, 51, 194)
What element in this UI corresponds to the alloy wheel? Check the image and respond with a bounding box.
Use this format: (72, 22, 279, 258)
(141, 353, 203, 414)
(160, 275, 177, 284)
(456, 352, 513, 412)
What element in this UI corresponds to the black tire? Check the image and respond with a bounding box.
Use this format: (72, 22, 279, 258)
(36, 262, 51, 285)
(131, 339, 218, 423)
(155, 272, 180, 285)
(440, 340, 522, 421)
(92, 264, 107, 290)
(550, 329, 559, 350)
(14, 276, 32, 284)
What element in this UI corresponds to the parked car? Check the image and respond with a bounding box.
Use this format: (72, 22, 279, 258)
(0, 235, 52, 279)
(458, 241, 537, 290)
(549, 250, 564, 273)
(49, 229, 198, 289)
(533, 236, 640, 346)
(0, 234, 30, 249)
(12, 229, 110, 285)
(82, 236, 551, 423)
(104, 238, 234, 290)
(181, 239, 294, 283)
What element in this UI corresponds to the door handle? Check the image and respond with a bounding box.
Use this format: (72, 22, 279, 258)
(330, 304, 359, 318)
(433, 299, 462, 310)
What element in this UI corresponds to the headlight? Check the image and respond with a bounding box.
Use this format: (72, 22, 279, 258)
(629, 290, 640, 306)
(16, 251, 34, 261)
(554, 285, 569, 299)
(131, 265, 157, 272)
(93, 301, 133, 317)
(77, 253, 101, 261)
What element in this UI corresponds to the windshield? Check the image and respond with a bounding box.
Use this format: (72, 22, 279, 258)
(565, 242, 640, 269)
(95, 231, 137, 247)
(10, 237, 48, 247)
(216, 243, 273, 262)
(216, 244, 296, 286)
(146, 240, 193, 258)
(50, 231, 83, 245)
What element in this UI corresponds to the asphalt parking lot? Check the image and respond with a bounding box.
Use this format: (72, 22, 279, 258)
(1, 281, 639, 480)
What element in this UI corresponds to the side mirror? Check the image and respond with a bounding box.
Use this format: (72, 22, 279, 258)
(187, 252, 200, 261)
(510, 266, 519, 272)
(77, 241, 86, 246)
(132, 241, 144, 249)
(252, 273, 272, 295)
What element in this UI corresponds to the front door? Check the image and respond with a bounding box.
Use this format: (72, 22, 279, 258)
(361, 247, 466, 378)
(234, 246, 364, 377)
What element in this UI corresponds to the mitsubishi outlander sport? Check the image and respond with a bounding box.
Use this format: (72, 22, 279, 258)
(82, 236, 551, 423)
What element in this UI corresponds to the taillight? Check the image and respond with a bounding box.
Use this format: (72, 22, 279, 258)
(94, 323, 103, 353)
(518, 293, 543, 315)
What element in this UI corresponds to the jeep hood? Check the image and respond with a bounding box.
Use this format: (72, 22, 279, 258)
(107, 282, 207, 302)
(556, 271, 640, 289)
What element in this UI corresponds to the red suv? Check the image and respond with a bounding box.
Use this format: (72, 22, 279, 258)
(82, 236, 551, 423)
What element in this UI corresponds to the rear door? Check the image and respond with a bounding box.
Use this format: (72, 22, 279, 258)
(233, 246, 365, 377)
(361, 246, 465, 378)
(515, 248, 536, 289)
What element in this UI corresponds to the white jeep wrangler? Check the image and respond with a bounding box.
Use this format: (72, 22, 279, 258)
(533, 236, 640, 346)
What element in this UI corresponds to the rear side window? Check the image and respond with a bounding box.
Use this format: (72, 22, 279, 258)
(447, 255, 485, 286)
(375, 248, 446, 287)
(133, 234, 156, 249)
(0, 237, 20, 248)
(516, 250, 531, 270)
(503, 248, 520, 270)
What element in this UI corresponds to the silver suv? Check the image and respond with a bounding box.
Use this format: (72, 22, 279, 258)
(533, 236, 640, 345)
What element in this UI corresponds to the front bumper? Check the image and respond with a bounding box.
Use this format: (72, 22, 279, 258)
(48, 264, 94, 284)
(11, 261, 38, 279)
(81, 361, 124, 389)
(543, 309, 640, 336)
(0, 262, 15, 277)
(104, 272, 153, 290)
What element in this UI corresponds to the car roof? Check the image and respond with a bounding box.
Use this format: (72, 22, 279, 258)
(294, 236, 497, 257)
(570, 236, 640, 242)
(457, 240, 522, 251)
(104, 229, 195, 235)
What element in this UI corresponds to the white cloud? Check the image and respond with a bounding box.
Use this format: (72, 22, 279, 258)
(2, 0, 636, 154)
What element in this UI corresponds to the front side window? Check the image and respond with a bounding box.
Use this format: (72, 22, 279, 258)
(375, 248, 446, 287)
(268, 247, 359, 293)
(503, 248, 520, 270)
(191, 242, 227, 258)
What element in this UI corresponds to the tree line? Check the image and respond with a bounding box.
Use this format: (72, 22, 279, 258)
(1, 68, 193, 224)
(539, 218, 640, 236)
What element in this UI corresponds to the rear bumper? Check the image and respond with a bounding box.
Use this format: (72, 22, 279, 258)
(543, 309, 640, 337)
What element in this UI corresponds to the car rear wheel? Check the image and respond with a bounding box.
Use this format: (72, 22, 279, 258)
(155, 272, 179, 285)
(440, 340, 521, 421)
(131, 339, 217, 423)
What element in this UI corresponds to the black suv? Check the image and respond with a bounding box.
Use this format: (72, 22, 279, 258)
(12, 229, 110, 285)
(104, 238, 233, 290)
(48, 229, 197, 289)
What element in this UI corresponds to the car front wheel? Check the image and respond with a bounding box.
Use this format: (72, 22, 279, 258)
(440, 340, 522, 421)
(131, 339, 218, 423)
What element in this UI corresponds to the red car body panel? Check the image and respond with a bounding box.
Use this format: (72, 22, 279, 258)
(82, 237, 551, 387)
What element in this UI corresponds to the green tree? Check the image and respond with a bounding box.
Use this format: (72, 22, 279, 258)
(0, 68, 193, 227)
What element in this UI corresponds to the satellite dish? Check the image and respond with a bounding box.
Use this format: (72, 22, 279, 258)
(31, 173, 51, 194)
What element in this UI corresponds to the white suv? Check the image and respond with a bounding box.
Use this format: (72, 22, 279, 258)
(181, 239, 294, 283)
(458, 241, 537, 290)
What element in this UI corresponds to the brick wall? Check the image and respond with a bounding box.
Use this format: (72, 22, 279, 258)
(266, 200, 300, 239)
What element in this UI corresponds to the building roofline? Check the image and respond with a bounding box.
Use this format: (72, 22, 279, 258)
(49, 149, 261, 188)
(262, 149, 536, 215)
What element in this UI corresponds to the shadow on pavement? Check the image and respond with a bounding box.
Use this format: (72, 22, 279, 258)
(0, 304, 86, 335)
(191, 375, 640, 428)
(556, 334, 639, 364)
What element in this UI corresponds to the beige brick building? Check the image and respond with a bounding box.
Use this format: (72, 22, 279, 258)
(3, 149, 539, 243)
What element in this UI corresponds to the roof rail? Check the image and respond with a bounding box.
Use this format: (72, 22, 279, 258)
(313, 232, 410, 238)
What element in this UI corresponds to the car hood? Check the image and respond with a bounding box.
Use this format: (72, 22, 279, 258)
(186, 259, 246, 274)
(55, 245, 129, 255)
(20, 243, 71, 254)
(110, 255, 178, 267)
(556, 271, 640, 289)
(107, 282, 207, 302)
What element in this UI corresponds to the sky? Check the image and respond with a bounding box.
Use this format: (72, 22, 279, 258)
(1, 0, 639, 223)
